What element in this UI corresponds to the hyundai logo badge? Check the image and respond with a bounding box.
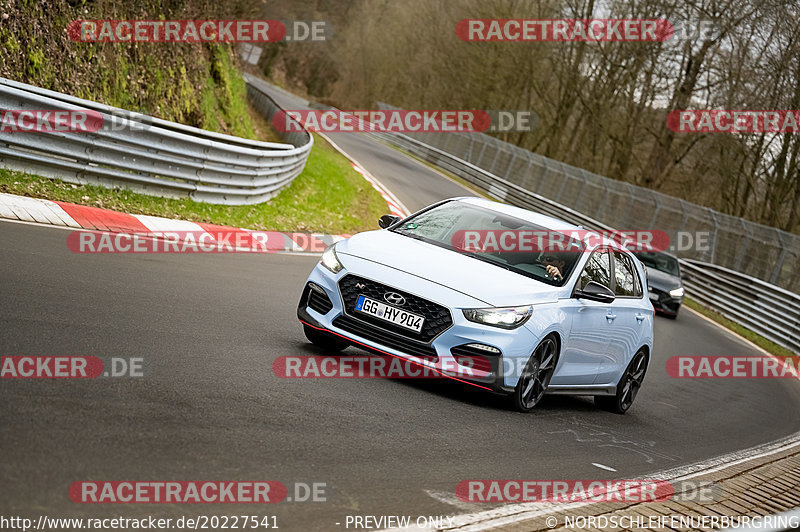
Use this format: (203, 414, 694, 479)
(384, 292, 406, 306)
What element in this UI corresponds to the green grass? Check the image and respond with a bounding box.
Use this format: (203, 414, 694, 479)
(683, 298, 796, 357)
(0, 133, 388, 234)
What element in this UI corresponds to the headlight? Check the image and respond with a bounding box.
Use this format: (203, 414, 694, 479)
(669, 287, 685, 298)
(462, 305, 532, 329)
(320, 245, 343, 274)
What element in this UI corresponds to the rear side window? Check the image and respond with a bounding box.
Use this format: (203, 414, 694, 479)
(579, 249, 612, 290)
(613, 251, 643, 297)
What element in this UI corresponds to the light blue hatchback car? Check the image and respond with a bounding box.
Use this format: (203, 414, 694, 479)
(297, 198, 654, 414)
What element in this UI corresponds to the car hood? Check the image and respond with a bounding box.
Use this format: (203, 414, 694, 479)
(336, 230, 560, 307)
(645, 266, 681, 291)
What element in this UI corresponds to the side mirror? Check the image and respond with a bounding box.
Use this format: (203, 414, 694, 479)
(378, 214, 402, 229)
(575, 281, 616, 303)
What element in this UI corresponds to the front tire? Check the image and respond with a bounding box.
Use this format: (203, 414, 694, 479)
(596, 349, 648, 414)
(303, 324, 349, 353)
(510, 336, 559, 413)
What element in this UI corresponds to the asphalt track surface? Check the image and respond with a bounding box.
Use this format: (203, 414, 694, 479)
(2, 84, 800, 531)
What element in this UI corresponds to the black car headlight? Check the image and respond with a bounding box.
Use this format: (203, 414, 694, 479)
(462, 305, 532, 329)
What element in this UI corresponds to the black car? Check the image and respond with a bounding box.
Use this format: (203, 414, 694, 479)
(634, 251, 684, 318)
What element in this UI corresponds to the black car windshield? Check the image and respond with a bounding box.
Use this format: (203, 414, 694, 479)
(391, 200, 584, 286)
(635, 251, 680, 277)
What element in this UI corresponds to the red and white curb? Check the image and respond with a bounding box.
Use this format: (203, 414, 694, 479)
(351, 163, 406, 217)
(0, 192, 347, 253)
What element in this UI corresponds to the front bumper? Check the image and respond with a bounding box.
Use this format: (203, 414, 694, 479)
(648, 287, 682, 315)
(297, 263, 540, 393)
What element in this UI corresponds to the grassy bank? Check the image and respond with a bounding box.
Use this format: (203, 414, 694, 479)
(1, 1, 259, 139)
(0, 133, 388, 234)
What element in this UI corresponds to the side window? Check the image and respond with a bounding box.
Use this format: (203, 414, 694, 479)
(579, 249, 612, 290)
(613, 251, 643, 297)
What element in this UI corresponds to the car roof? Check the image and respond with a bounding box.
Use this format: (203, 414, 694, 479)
(452, 196, 625, 252)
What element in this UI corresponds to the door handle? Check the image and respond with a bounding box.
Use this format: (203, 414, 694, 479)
(606, 313, 617, 321)
(636, 313, 646, 322)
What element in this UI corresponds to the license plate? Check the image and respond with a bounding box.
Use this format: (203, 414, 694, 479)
(355, 295, 425, 333)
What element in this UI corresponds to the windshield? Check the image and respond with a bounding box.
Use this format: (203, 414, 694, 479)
(391, 200, 584, 286)
(635, 251, 680, 277)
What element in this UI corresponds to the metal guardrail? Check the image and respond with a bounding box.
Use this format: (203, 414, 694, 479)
(0, 77, 312, 205)
(368, 129, 800, 355)
(681, 261, 800, 355)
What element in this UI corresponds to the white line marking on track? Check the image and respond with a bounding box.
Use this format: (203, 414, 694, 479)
(591, 462, 617, 472)
(657, 401, 678, 409)
(424, 490, 485, 512)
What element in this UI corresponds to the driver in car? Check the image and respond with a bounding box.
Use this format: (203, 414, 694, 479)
(540, 253, 566, 281)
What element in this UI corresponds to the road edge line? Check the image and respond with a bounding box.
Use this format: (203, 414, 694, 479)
(316, 131, 411, 217)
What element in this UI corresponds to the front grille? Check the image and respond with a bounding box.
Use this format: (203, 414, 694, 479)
(332, 315, 438, 360)
(338, 274, 453, 343)
(302, 283, 333, 315)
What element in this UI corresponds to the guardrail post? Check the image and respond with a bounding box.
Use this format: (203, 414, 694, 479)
(772, 232, 788, 285)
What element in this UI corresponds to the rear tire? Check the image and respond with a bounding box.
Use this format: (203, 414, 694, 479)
(596, 349, 648, 414)
(303, 324, 349, 353)
(510, 336, 559, 413)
